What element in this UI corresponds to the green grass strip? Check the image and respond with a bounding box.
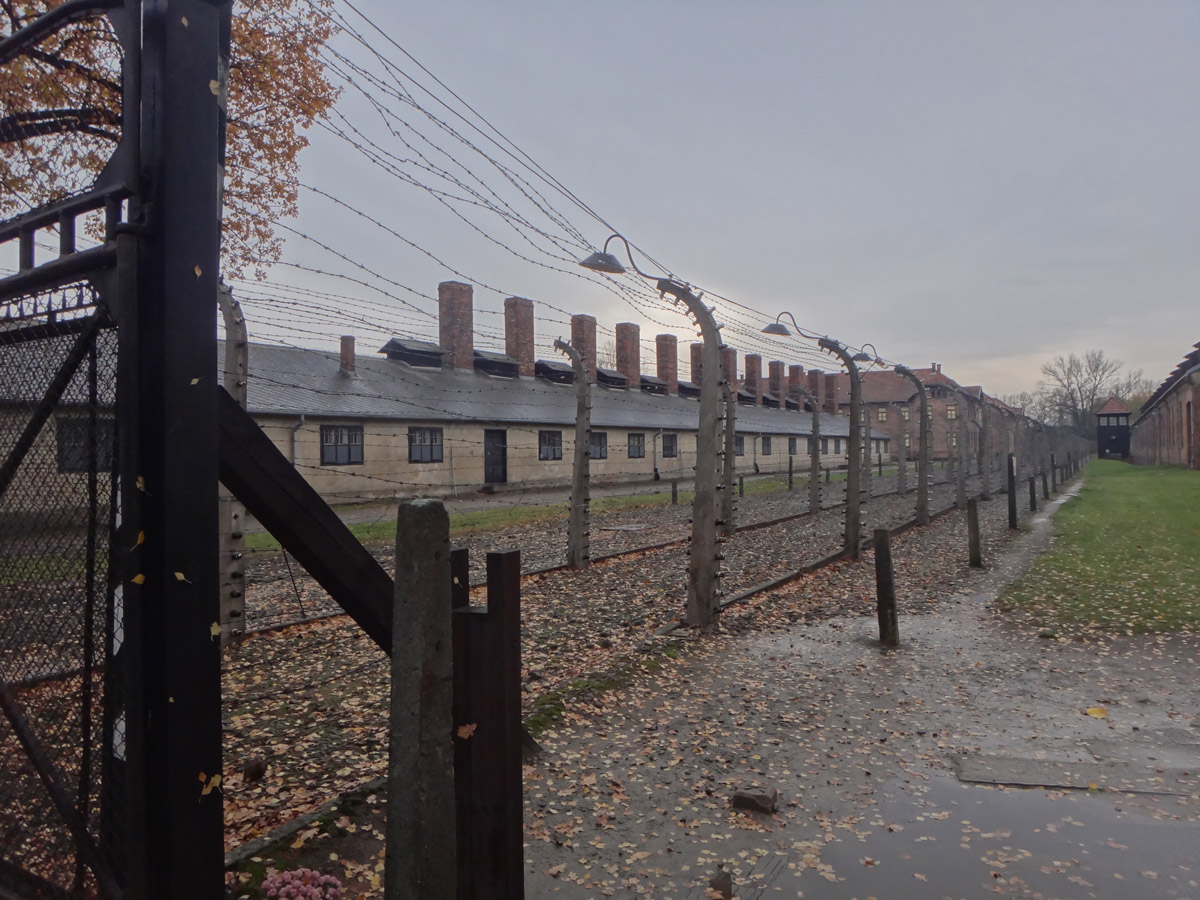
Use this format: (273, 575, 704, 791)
(1000, 460, 1200, 636)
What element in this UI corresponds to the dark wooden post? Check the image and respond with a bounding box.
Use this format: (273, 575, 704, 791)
(874, 529, 899, 648)
(1050, 452, 1057, 493)
(1041, 472, 1049, 500)
(788, 455, 793, 490)
(967, 498, 982, 568)
(388, 501, 456, 900)
(670, 478, 678, 505)
(1007, 453, 1018, 529)
(738, 474, 744, 497)
(453, 551, 524, 900)
(1028, 476, 1038, 512)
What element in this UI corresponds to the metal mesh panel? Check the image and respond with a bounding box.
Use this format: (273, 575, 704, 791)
(0, 287, 121, 898)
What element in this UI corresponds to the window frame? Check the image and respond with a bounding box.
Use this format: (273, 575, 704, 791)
(407, 426, 443, 464)
(627, 432, 645, 459)
(788, 436, 797, 456)
(56, 415, 116, 474)
(761, 435, 772, 456)
(662, 433, 678, 458)
(588, 431, 608, 460)
(734, 435, 745, 457)
(538, 429, 563, 461)
(322, 423, 366, 466)
(877, 407, 887, 421)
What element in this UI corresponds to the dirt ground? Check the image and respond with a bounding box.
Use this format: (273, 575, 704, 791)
(227, 483, 1200, 899)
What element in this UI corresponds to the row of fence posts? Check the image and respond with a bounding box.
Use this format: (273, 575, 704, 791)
(386, 447, 1095, 894)
(874, 447, 1090, 649)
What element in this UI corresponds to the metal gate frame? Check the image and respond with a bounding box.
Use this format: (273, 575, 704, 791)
(1, 0, 231, 896)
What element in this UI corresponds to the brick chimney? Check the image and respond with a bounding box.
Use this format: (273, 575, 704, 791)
(744, 354, 763, 404)
(721, 346, 738, 390)
(768, 360, 785, 400)
(789, 365, 805, 403)
(438, 281, 474, 370)
(807, 369, 824, 412)
(690, 342, 704, 385)
(615, 322, 640, 388)
(824, 373, 839, 413)
(656, 333, 678, 395)
(339, 335, 355, 376)
(570, 314, 597, 381)
(503, 296, 535, 376)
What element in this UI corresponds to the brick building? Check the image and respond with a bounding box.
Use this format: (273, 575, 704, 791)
(1129, 342, 1200, 469)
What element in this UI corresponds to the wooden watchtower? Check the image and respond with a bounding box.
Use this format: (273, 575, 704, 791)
(1096, 396, 1132, 459)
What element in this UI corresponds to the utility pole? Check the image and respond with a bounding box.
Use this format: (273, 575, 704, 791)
(894, 366, 931, 526)
(720, 372, 737, 538)
(793, 384, 823, 515)
(820, 339, 863, 559)
(555, 339, 590, 570)
(660, 282, 723, 625)
(218, 284, 248, 645)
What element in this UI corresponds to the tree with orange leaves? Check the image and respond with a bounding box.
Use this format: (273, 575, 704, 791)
(0, 0, 339, 278)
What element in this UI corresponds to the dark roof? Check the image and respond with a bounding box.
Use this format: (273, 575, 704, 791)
(226, 341, 885, 440)
(1140, 342, 1200, 417)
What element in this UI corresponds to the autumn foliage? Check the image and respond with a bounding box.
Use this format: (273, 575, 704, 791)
(0, 0, 339, 277)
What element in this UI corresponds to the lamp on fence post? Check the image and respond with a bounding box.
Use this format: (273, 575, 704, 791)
(580, 235, 722, 625)
(894, 365, 931, 526)
(763, 314, 868, 559)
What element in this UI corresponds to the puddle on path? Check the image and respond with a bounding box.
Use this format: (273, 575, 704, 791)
(783, 776, 1198, 899)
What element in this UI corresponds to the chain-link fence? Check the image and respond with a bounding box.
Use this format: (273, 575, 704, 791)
(0, 285, 123, 898)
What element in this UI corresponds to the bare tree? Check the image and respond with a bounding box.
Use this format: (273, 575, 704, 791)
(597, 339, 617, 370)
(1114, 369, 1156, 415)
(1037, 349, 1123, 434)
(998, 390, 1056, 424)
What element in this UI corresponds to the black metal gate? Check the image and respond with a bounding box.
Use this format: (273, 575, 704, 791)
(0, 286, 124, 899)
(2, 0, 231, 896)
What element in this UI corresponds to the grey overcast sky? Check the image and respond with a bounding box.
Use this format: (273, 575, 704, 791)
(283, 0, 1200, 396)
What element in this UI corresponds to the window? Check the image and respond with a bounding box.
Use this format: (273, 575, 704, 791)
(821, 438, 829, 454)
(538, 430, 562, 461)
(56, 416, 115, 473)
(628, 432, 645, 458)
(904, 433, 911, 448)
(877, 407, 887, 421)
(734, 435, 745, 457)
(834, 438, 842, 454)
(761, 436, 772, 456)
(807, 437, 816, 454)
(662, 433, 678, 458)
(589, 431, 608, 459)
(788, 436, 797, 456)
(901, 407, 911, 421)
(947, 404, 957, 420)
(406, 426, 443, 463)
(949, 432, 958, 448)
(323, 424, 365, 465)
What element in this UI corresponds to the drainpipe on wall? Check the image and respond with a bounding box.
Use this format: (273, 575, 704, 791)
(652, 428, 663, 480)
(289, 415, 306, 464)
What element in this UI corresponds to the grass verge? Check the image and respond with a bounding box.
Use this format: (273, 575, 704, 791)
(999, 460, 1200, 636)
